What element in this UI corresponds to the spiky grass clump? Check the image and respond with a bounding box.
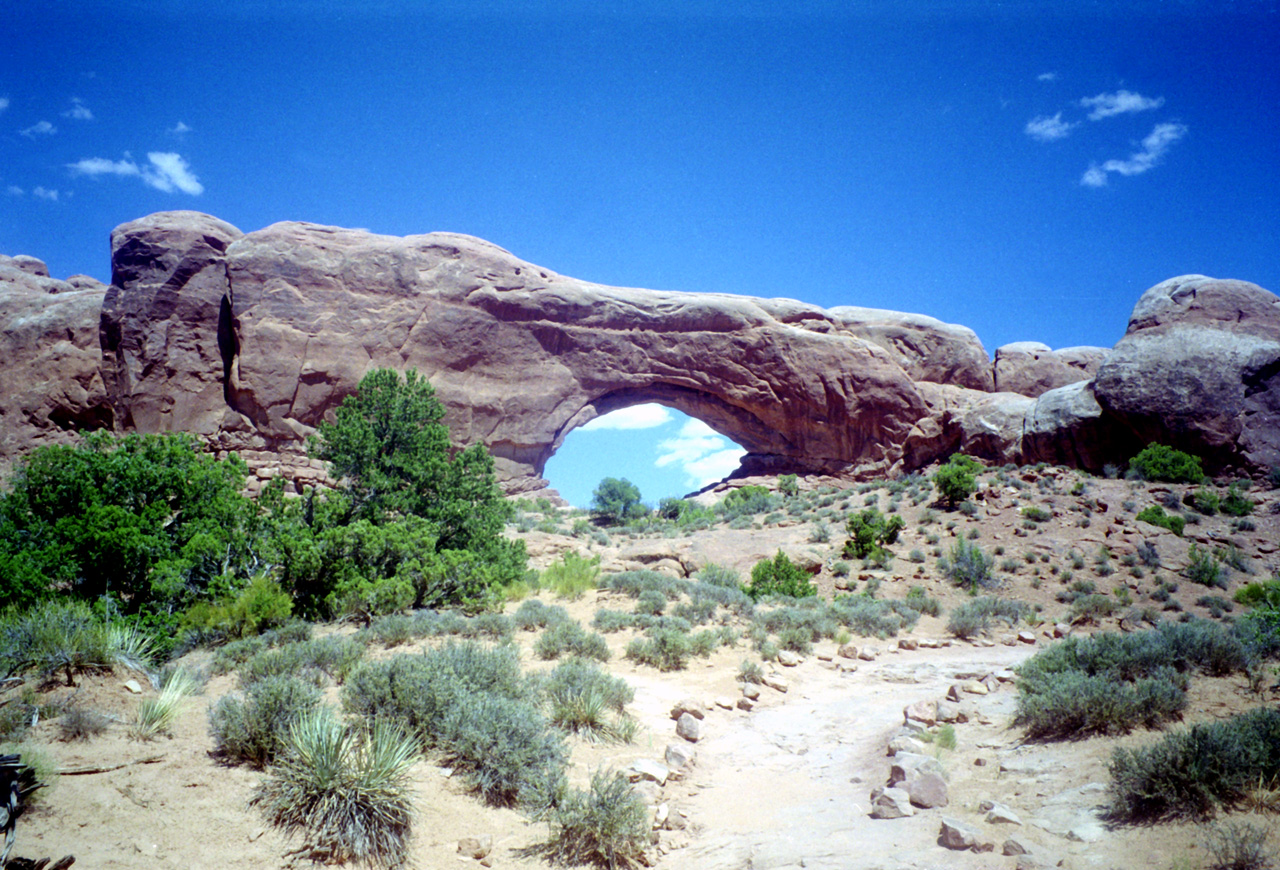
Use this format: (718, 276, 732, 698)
(547, 769, 650, 870)
(0, 600, 152, 687)
(544, 659, 636, 743)
(132, 668, 196, 740)
(59, 706, 112, 741)
(253, 711, 416, 870)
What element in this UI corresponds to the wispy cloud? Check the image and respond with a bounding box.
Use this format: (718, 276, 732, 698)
(67, 151, 204, 195)
(168, 121, 191, 136)
(61, 98, 93, 121)
(32, 187, 59, 201)
(0, 97, 9, 113)
(1081, 122, 1188, 187)
(1080, 90, 1164, 121)
(6, 185, 22, 196)
(1037, 72, 1058, 82)
(1025, 112, 1076, 142)
(20, 120, 56, 138)
(580, 403, 673, 431)
(655, 418, 746, 488)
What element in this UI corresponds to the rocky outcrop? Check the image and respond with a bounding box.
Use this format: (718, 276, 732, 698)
(2, 213, 1278, 489)
(1093, 275, 1280, 473)
(0, 255, 111, 474)
(993, 342, 1108, 398)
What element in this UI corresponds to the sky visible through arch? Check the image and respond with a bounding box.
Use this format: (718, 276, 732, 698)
(2, 1, 1277, 504)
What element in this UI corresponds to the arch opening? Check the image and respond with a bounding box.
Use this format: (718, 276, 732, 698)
(542, 402, 749, 509)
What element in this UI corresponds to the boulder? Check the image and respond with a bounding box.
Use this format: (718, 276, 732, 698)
(938, 817, 994, 852)
(675, 713, 702, 743)
(993, 342, 1108, 397)
(869, 787, 915, 819)
(907, 772, 949, 809)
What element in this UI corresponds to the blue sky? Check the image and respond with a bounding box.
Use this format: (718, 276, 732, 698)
(3, 1, 1277, 507)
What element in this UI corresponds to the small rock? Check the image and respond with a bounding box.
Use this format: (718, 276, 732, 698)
(741, 683, 761, 700)
(736, 697, 755, 711)
(936, 700, 966, 724)
(984, 802, 1023, 825)
(903, 700, 938, 727)
(907, 772, 949, 809)
(670, 699, 704, 720)
(1003, 835, 1034, 856)
(714, 696, 734, 710)
(938, 817, 994, 852)
(898, 637, 919, 651)
(664, 743, 695, 770)
(888, 753, 945, 787)
(946, 684, 963, 702)
(857, 647, 877, 661)
(777, 650, 802, 667)
(761, 673, 789, 693)
(1017, 631, 1037, 644)
(962, 680, 989, 695)
(1053, 622, 1071, 638)
(458, 835, 493, 860)
(123, 679, 143, 695)
(653, 803, 669, 830)
(628, 759, 670, 786)
(676, 712, 702, 743)
(837, 642, 860, 659)
(869, 786, 915, 819)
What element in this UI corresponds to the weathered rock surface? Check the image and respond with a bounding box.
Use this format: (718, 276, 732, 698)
(3, 210, 1278, 488)
(0, 255, 112, 473)
(993, 342, 1108, 398)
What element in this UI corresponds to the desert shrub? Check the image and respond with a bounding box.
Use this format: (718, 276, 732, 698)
(542, 551, 602, 600)
(1187, 544, 1228, 589)
(635, 589, 666, 616)
(947, 596, 1027, 639)
(1021, 506, 1051, 523)
(624, 628, 692, 672)
(828, 596, 913, 637)
(719, 485, 779, 518)
(591, 609, 635, 634)
(238, 637, 366, 688)
(842, 509, 905, 560)
(546, 769, 649, 870)
(1128, 443, 1205, 484)
(1016, 667, 1187, 740)
(180, 575, 295, 641)
(252, 711, 417, 870)
(462, 612, 515, 641)
(513, 598, 571, 631)
(941, 539, 995, 591)
(1202, 820, 1275, 870)
(1070, 594, 1122, 624)
(0, 600, 152, 688)
(778, 474, 799, 497)
(59, 706, 112, 741)
(932, 454, 981, 508)
(687, 581, 753, 617)
(534, 621, 610, 663)
(1191, 487, 1222, 516)
(210, 673, 324, 767)
(902, 586, 942, 617)
(1108, 707, 1280, 822)
(737, 659, 764, 683)
(1221, 484, 1256, 518)
(745, 551, 815, 600)
(1197, 595, 1234, 619)
(671, 599, 717, 625)
(591, 477, 646, 525)
(545, 659, 635, 743)
(601, 571, 688, 601)
(1234, 578, 1280, 610)
(1135, 505, 1185, 536)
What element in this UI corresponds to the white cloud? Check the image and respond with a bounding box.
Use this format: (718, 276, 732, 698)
(67, 151, 204, 195)
(32, 187, 59, 201)
(1081, 122, 1188, 187)
(168, 121, 191, 136)
(0, 97, 9, 113)
(1025, 112, 1076, 142)
(656, 418, 747, 488)
(6, 185, 23, 196)
(1037, 72, 1058, 82)
(1080, 90, 1164, 121)
(20, 120, 56, 138)
(580, 403, 673, 431)
(62, 98, 93, 121)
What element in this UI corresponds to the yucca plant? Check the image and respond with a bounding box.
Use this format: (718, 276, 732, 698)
(132, 668, 196, 740)
(253, 710, 417, 870)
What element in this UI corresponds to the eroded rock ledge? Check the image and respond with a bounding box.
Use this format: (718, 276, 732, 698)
(2, 212, 1277, 492)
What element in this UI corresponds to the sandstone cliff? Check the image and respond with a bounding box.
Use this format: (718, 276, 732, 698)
(3, 213, 1277, 490)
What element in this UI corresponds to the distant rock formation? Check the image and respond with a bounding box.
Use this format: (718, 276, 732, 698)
(2, 212, 1277, 490)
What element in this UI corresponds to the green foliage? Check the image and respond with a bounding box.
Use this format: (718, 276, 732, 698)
(946, 596, 1027, 639)
(718, 485, 779, 519)
(181, 575, 294, 640)
(542, 551, 601, 600)
(513, 599, 570, 631)
(1221, 484, 1256, 518)
(932, 454, 981, 508)
(132, 667, 196, 740)
(778, 474, 799, 497)
(209, 673, 324, 767)
(1234, 578, 1280, 610)
(1108, 707, 1280, 822)
(842, 509, 905, 560)
(534, 621, 611, 663)
(745, 551, 815, 600)
(624, 628, 694, 671)
(590, 477, 645, 525)
(547, 770, 650, 870)
(252, 711, 417, 870)
(1128, 443, 1205, 483)
(0, 599, 151, 687)
(1187, 543, 1228, 589)
(237, 636, 367, 688)
(0, 431, 253, 613)
(544, 658, 635, 742)
(1191, 487, 1221, 515)
(941, 539, 995, 591)
(1135, 505, 1185, 536)
(1021, 506, 1051, 523)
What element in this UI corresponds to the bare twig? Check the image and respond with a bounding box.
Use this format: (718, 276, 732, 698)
(56, 755, 164, 776)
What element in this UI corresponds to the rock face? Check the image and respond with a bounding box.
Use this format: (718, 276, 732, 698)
(0, 255, 111, 473)
(2, 213, 1278, 488)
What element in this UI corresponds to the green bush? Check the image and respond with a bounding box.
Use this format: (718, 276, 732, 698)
(932, 454, 981, 508)
(540, 551, 601, 600)
(544, 658, 635, 742)
(624, 628, 693, 672)
(1128, 443, 1205, 483)
(1191, 487, 1221, 516)
(209, 674, 323, 767)
(1108, 707, 1280, 821)
(778, 474, 800, 497)
(842, 509, 905, 560)
(947, 596, 1027, 640)
(534, 621, 610, 662)
(745, 551, 815, 600)
(1021, 506, 1051, 523)
(546, 770, 649, 870)
(941, 539, 995, 591)
(1186, 543, 1227, 589)
(513, 599, 570, 631)
(0, 599, 151, 687)
(1221, 484, 1256, 518)
(252, 710, 417, 870)
(1016, 667, 1187, 739)
(590, 478, 645, 525)
(903, 586, 942, 617)
(1135, 505, 1185, 536)
(238, 637, 366, 688)
(718, 485, 779, 518)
